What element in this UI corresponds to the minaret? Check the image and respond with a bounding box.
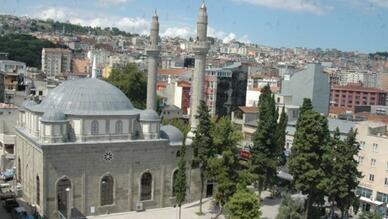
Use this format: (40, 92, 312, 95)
(190, 3, 209, 130)
(146, 10, 160, 110)
(92, 55, 97, 78)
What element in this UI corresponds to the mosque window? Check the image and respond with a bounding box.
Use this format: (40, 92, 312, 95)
(140, 172, 152, 201)
(36, 175, 40, 205)
(172, 170, 178, 197)
(91, 120, 99, 135)
(18, 157, 21, 182)
(57, 178, 71, 218)
(115, 120, 123, 134)
(101, 175, 114, 206)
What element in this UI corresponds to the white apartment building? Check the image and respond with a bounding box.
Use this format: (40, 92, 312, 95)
(356, 121, 388, 214)
(41, 48, 72, 77)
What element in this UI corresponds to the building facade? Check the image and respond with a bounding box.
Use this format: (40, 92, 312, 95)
(41, 48, 72, 77)
(356, 121, 388, 214)
(330, 84, 387, 110)
(15, 78, 201, 219)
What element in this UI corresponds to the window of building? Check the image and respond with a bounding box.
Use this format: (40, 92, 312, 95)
(101, 175, 114, 206)
(369, 174, 374, 182)
(18, 157, 21, 182)
(57, 178, 71, 218)
(356, 187, 372, 199)
(36, 175, 40, 205)
(359, 156, 364, 164)
(371, 159, 376, 167)
(376, 192, 388, 203)
(140, 172, 152, 201)
(115, 120, 123, 134)
(385, 178, 388, 186)
(373, 143, 378, 152)
(360, 141, 366, 148)
(91, 120, 99, 135)
(172, 170, 178, 197)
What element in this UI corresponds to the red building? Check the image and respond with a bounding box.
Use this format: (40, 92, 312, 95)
(330, 84, 387, 110)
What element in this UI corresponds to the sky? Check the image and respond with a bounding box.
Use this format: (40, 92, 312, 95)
(0, 0, 388, 53)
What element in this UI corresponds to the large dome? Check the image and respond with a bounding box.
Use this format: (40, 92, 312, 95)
(38, 78, 134, 115)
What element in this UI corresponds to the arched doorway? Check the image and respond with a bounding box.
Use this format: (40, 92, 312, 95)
(57, 178, 71, 218)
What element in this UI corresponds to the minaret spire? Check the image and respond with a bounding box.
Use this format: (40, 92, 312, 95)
(92, 55, 97, 78)
(146, 10, 160, 110)
(189, 2, 209, 131)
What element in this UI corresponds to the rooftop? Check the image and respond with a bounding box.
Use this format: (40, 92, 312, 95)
(332, 85, 387, 93)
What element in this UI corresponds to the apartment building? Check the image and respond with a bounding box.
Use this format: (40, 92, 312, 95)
(356, 121, 388, 214)
(330, 84, 387, 110)
(41, 48, 72, 77)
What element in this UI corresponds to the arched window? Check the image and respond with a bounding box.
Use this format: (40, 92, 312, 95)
(57, 178, 71, 218)
(100, 175, 114, 206)
(115, 120, 123, 134)
(18, 157, 21, 182)
(91, 120, 99, 135)
(140, 172, 152, 201)
(172, 170, 178, 197)
(36, 175, 40, 205)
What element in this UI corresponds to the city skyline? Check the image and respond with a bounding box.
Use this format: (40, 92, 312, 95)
(0, 0, 388, 53)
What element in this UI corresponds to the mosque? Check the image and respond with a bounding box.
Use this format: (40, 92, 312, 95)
(15, 3, 209, 219)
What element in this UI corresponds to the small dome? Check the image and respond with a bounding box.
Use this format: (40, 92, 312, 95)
(160, 125, 183, 145)
(139, 109, 160, 122)
(41, 109, 67, 123)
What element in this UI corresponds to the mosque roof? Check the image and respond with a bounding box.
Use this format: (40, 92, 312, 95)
(24, 78, 136, 116)
(41, 109, 67, 123)
(140, 109, 160, 122)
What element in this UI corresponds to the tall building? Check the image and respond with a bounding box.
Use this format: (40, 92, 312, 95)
(146, 11, 160, 110)
(330, 84, 387, 110)
(356, 121, 388, 214)
(280, 63, 330, 115)
(41, 48, 72, 77)
(190, 3, 209, 130)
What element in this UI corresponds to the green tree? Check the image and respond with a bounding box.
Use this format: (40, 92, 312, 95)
(105, 64, 147, 109)
(224, 187, 261, 219)
(208, 150, 240, 217)
(299, 98, 313, 116)
(276, 107, 288, 167)
(251, 85, 278, 198)
(276, 194, 304, 219)
(191, 101, 216, 214)
(288, 110, 329, 219)
(162, 118, 190, 142)
(335, 129, 362, 218)
(211, 117, 243, 153)
(174, 143, 187, 219)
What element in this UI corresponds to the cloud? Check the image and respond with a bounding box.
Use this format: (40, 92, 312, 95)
(33, 7, 149, 34)
(161, 27, 193, 38)
(223, 33, 237, 43)
(232, 0, 331, 15)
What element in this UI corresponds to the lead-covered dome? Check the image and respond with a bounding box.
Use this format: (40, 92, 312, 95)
(41, 109, 67, 123)
(38, 78, 134, 115)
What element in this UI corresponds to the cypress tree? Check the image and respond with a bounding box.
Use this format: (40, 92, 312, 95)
(288, 110, 329, 219)
(174, 143, 187, 219)
(191, 100, 215, 214)
(276, 107, 288, 167)
(251, 85, 278, 198)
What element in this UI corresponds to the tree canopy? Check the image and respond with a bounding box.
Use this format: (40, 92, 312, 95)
(225, 187, 261, 219)
(105, 64, 147, 109)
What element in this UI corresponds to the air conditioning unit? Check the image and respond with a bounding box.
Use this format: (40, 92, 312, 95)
(136, 202, 144, 212)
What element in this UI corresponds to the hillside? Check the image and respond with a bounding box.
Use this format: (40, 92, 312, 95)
(0, 34, 64, 68)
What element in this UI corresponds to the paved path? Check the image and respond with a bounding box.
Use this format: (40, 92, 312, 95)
(89, 191, 281, 219)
